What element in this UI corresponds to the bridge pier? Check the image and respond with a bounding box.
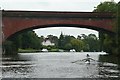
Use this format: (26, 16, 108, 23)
(99, 31, 105, 52)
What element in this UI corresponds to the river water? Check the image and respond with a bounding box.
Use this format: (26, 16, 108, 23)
(1, 52, 120, 78)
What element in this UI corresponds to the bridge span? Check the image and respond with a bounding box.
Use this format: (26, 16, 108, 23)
(2, 10, 116, 40)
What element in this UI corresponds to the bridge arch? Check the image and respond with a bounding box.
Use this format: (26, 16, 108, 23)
(6, 23, 114, 40)
(2, 10, 115, 40)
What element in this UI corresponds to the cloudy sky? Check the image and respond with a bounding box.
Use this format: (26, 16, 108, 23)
(0, 0, 119, 11)
(0, 0, 119, 37)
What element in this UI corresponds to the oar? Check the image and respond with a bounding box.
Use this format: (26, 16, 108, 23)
(71, 60, 82, 63)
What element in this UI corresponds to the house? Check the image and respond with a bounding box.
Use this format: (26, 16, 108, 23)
(42, 38, 55, 46)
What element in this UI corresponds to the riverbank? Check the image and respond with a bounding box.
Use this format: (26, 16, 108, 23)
(18, 48, 60, 53)
(18, 48, 41, 53)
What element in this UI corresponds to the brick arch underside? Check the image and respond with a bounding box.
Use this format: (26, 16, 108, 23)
(3, 17, 114, 40)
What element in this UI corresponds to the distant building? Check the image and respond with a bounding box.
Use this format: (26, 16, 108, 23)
(42, 38, 55, 46)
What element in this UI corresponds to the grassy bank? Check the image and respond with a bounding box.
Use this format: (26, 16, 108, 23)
(18, 48, 60, 53)
(18, 48, 41, 53)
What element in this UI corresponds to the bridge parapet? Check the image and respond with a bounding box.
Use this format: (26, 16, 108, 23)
(3, 10, 115, 19)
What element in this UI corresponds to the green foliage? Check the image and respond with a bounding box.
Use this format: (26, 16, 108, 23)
(103, 34, 113, 52)
(88, 34, 99, 51)
(58, 33, 99, 52)
(58, 32, 64, 49)
(93, 1, 119, 55)
(94, 1, 117, 12)
(3, 40, 18, 54)
(4, 30, 43, 54)
(63, 35, 75, 50)
(42, 45, 57, 51)
(18, 48, 41, 53)
(5, 30, 100, 53)
(81, 34, 100, 52)
(20, 31, 41, 49)
(64, 43, 72, 50)
(70, 38, 85, 52)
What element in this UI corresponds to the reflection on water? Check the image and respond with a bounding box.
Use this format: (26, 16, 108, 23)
(1, 52, 120, 78)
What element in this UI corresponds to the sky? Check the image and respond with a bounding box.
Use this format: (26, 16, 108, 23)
(34, 27, 99, 38)
(0, 0, 119, 38)
(0, 0, 119, 11)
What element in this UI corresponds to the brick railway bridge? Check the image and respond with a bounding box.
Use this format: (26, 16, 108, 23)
(2, 10, 116, 40)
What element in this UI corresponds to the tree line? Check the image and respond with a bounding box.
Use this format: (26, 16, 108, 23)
(58, 33, 99, 52)
(5, 31, 100, 52)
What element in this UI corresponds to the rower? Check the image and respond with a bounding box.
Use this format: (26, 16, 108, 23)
(85, 54, 90, 64)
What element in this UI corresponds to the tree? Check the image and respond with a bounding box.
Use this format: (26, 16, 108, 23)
(63, 35, 75, 50)
(81, 34, 87, 39)
(64, 43, 72, 50)
(93, 1, 118, 54)
(3, 40, 18, 54)
(52, 36, 58, 46)
(87, 34, 99, 51)
(70, 38, 85, 52)
(81, 34, 99, 52)
(12, 31, 42, 50)
(58, 32, 64, 49)
(94, 1, 117, 12)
